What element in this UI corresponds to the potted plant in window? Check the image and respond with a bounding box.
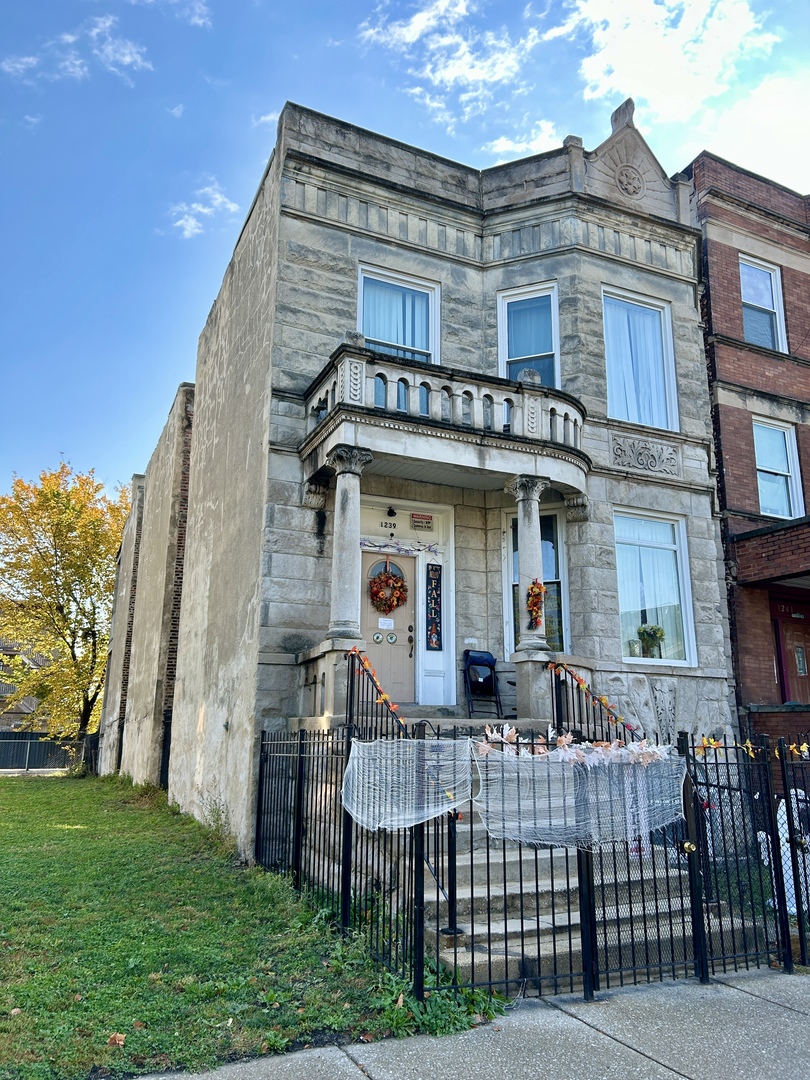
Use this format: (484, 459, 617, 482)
(637, 623, 665, 659)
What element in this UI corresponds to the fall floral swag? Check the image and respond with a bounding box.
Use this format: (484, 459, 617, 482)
(526, 578, 546, 629)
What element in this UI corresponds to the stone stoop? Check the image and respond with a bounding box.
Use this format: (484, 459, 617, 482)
(422, 809, 702, 994)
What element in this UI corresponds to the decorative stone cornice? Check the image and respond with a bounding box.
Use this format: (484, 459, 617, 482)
(325, 445, 373, 477)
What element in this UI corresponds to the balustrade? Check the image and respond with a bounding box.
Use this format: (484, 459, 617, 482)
(306, 350, 584, 452)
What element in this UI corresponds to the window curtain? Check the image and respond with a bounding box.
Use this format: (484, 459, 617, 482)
(605, 298, 669, 428)
(507, 295, 552, 359)
(615, 516, 685, 661)
(363, 278, 429, 353)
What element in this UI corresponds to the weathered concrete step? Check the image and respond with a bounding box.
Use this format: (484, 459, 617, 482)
(424, 863, 690, 917)
(426, 894, 694, 950)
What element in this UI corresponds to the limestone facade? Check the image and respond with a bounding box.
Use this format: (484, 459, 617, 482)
(102, 101, 735, 854)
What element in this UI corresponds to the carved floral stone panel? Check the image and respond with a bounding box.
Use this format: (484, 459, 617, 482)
(612, 435, 680, 476)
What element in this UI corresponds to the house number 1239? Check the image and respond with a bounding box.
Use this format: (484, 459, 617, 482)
(380, 521, 397, 529)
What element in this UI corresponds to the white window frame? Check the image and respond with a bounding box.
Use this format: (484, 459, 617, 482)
(602, 286, 679, 433)
(613, 508, 696, 667)
(497, 281, 560, 387)
(752, 416, 804, 519)
(739, 255, 787, 353)
(358, 265, 440, 365)
(502, 507, 568, 656)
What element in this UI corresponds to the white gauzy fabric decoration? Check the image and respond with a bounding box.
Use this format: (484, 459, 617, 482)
(342, 738, 473, 832)
(472, 739, 686, 850)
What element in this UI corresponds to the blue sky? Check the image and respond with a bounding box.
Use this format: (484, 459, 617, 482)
(2, 0, 808, 497)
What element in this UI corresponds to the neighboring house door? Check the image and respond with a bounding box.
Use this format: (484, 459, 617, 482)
(781, 621, 810, 704)
(362, 553, 416, 704)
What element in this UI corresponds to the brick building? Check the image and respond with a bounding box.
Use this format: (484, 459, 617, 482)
(687, 153, 810, 740)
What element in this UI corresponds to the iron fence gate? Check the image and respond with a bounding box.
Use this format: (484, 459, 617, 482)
(255, 655, 809, 1001)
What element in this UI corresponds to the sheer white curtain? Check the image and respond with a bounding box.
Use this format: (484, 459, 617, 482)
(363, 278, 429, 355)
(615, 515, 685, 661)
(605, 297, 669, 428)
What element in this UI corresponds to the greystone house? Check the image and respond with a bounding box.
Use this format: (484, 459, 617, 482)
(99, 99, 735, 854)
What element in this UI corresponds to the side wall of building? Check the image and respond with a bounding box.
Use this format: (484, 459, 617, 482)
(118, 385, 194, 785)
(99, 475, 145, 774)
(169, 152, 283, 851)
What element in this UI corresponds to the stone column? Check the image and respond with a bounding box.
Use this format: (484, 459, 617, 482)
(326, 445, 373, 639)
(505, 475, 551, 651)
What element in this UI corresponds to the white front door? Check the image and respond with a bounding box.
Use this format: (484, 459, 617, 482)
(362, 553, 416, 704)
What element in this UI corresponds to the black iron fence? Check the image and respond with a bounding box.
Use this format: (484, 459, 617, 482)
(255, 656, 810, 1001)
(0, 731, 71, 771)
(0, 730, 101, 772)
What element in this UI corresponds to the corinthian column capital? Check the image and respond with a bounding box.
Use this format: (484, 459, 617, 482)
(326, 444, 373, 477)
(504, 475, 551, 504)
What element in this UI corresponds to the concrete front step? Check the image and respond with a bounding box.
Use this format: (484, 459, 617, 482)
(426, 893, 695, 951)
(424, 856, 690, 917)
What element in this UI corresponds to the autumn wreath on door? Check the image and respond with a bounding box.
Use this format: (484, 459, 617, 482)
(369, 562, 409, 615)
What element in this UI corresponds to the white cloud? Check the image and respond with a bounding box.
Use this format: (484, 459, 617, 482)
(55, 51, 89, 80)
(167, 103, 185, 118)
(543, 0, 779, 124)
(667, 69, 810, 192)
(360, 0, 472, 48)
(482, 118, 559, 158)
(252, 111, 280, 127)
(3, 15, 154, 85)
(0, 56, 39, 77)
(360, 0, 543, 130)
(170, 180, 240, 239)
(23, 114, 43, 128)
(128, 0, 212, 28)
(87, 16, 153, 81)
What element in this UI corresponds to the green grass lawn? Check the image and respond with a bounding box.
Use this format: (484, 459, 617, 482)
(0, 775, 492, 1080)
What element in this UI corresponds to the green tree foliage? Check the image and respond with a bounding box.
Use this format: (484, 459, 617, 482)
(0, 464, 129, 740)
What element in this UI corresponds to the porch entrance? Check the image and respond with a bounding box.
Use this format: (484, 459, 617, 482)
(773, 597, 810, 703)
(362, 553, 416, 704)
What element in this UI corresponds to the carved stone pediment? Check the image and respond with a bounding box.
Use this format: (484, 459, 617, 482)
(584, 100, 677, 221)
(612, 435, 680, 477)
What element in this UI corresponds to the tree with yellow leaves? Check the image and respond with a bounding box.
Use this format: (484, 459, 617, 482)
(0, 464, 129, 741)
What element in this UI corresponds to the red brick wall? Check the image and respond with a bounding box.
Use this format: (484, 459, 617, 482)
(734, 522, 810, 583)
(729, 584, 778, 703)
(782, 264, 810, 363)
(714, 404, 759, 525)
(690, 153, 809, 229)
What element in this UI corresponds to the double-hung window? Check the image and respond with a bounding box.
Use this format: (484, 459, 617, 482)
(614, 512, 691, 663)
(359, 267, 438, 363)
(604, 291, 678, 431)
(740, 257, 786, 352)
(498, 283, 558, 386)
(753, 418, 804, 518)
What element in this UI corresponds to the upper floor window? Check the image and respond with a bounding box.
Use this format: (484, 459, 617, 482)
(498, 283, 558, 386)
(359, 267, 439, 364)
(603, 290, 678, 432)
(739, 257, 786, 352)
(753, 418, 804, 519)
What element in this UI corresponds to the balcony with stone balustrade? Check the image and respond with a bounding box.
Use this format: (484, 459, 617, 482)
(298, 339, 590, 495)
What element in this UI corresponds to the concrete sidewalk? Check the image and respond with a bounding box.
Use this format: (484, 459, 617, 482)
(148, 969, 810, 1080)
